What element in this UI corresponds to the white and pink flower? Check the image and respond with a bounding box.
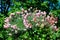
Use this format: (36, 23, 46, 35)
(4, 17, 10, 23)
(9, 13, 15, 18)
(11, 25, 17, 29)
(4, 23, 10, 29)
(16, 12, 20, 14)
(36, 13, 41, 17)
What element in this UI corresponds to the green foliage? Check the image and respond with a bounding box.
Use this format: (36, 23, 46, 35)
(6, 36, 13, 40)
(0, 14, 5, 29)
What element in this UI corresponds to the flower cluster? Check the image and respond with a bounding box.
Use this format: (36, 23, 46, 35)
(23, 13, 32, 28)
(46, 15, 58, 31)
(4, 13, 17, 29)
(4, 7, 58, 34)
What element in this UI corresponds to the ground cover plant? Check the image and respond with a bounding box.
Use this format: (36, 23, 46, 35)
(0, 0, 60, 40)
(3, 7, 60, 40)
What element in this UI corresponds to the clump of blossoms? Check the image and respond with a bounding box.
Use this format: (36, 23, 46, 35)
(4, 7, 58, 35)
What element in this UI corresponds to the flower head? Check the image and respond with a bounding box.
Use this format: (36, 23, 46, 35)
(10, 13, 15, 16)
(4, 17, 10, 23)
(9, 13, 15, 18)
(11, 25, 17, 29)
(4, 23, 10, 29)
(36, 13, 41, 17)
(24, 10, 27, 13)
(28, 23, 32, 28)
(16, 12, 20, 14)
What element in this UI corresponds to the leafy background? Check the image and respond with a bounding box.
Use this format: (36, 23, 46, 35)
(0, 0, 60, 40)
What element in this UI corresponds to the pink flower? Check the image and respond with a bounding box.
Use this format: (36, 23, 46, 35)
(4, 23, 10, 29)
(51, 25, 58, 31)
(36, 13, 40, 17)
(43, 11, 46, 15)
(41, 11, 46, 16)
(51, 20, 55, 25)
(23, 14, 29, 19)
(11, 25, 17, 29)
(23, 19, 28, 24)
(41, 12, 43, 15)
(24, 15, 27, 19)
(23, 19, 29, 28)
(23, 14, 32, 28)
(46, 16, 56, 25)
(28, 23, 32, 28)
(24, 24, 29, 28)
(46, 15, 50, 21)
(53, 26, 58, 31)
(54, 26, 57, 29)
(23, 22, 29, 28)
(4, 17, 10, 23)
